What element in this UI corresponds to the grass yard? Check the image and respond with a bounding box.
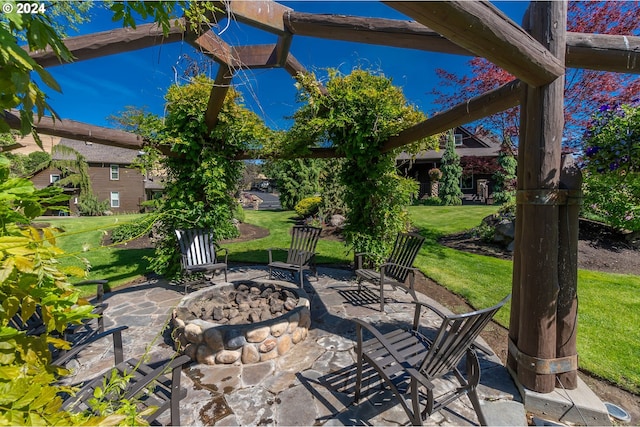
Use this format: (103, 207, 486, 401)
(224, 210, 351, 265)
(46, 206, 640, 393)
(407, 205, 640, 394)
(44, 214, 153, 295)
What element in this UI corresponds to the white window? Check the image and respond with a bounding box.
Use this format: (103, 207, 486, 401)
(454, 133, 463, 146)
(50, 174, 60, 183)
(110, 191, 120, 208)
(110, 164, 120, 180)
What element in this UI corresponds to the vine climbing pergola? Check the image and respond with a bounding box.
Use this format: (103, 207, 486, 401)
(12, 0, 640, 404)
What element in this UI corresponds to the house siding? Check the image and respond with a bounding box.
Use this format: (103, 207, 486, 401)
(32, 164, 145, 214)
(89, 163, 145, 213)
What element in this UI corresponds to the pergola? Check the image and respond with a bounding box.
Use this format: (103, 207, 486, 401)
(14, 0, 640, 400)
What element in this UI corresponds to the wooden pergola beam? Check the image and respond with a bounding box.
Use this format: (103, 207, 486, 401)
(28, 19, 187, 67)
(285, 11, 640, 74)
(26, 10, 639, 76)
(283, 55, 307, 77)
(381, 79, 523, 153)
(3, 110, 144, 149)
(284, 11, 472, 56)
(384, 1, 565, 87)
(566, 32, 640, 73)
(233, 44, 279, 69)
(205, 64, 235, 131)
(0, 143, 25, 153)
(275, 34, 293, 66)
(192, 30, 235, 66)
(215, 0, 292, 35)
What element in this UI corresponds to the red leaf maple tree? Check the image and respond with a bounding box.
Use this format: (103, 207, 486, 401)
(432, 1, 640, 147)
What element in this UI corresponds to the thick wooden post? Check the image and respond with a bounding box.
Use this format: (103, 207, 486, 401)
(507, 90, 527, 375)
(509, 1, 567, 393)
(556, 154, 582, 389)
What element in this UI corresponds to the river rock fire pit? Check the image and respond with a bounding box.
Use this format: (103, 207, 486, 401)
(172, 279, 311, 365)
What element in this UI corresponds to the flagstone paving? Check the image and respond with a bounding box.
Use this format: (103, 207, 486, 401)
(65, 266, 525, 426)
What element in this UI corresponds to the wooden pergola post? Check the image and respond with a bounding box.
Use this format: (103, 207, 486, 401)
(556, 154, 582, 389)
(508, 1, 569, 393)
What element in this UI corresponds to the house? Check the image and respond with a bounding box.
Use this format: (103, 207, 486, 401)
(31, 138, 162, 215)
(396, 126, 503, 203)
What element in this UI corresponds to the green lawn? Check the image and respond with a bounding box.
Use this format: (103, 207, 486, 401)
(44, 214, 154, 295)
(46, 207, 640, 393)
(407, 205, 640, 394)
(224, 210, 351, 265)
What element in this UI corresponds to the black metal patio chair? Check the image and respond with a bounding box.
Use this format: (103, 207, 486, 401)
(61, 350, 191, 426)
(9, 279, 110, 362)
(352, 295, 510, 426)
(355, 232, 425, 311)
(268, 225, 322, 287)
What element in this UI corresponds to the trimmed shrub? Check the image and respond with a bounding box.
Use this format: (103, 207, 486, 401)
(417, 196, 442, 206)
(295, 196, 322, 218)
(428, 167, 442, 181)
(111, 215, 156, 243)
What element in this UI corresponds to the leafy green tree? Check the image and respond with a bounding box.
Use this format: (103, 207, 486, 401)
(50, 144, 92, 195)
(5, 150, 51, 177)
(492, 141, 517, 205)
(0, 154, 102, 425)
(581, 101, 640, 231)
(439, 130, 463, 205)
(285, 69, 437, 258)
(141, 75, 273, 277)
(264, 158, 321, 210)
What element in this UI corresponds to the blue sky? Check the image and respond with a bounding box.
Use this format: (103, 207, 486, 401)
(42, 1, 530, 130)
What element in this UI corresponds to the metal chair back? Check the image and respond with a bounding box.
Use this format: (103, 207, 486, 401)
(419, 295, 511, 379)
(385, 232, 425, 282)
(285, 225, 322, 267)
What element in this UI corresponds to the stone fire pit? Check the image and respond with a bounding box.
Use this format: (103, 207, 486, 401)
(172, 279, 310, 365)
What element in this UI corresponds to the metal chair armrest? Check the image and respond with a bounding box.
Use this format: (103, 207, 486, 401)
(379, 264, 418, 286)
(123, 354, 191, 400)
(53, 325, 129, 367)
(355, 252, 377, 270)
(267, 247, 286, 264)
(471, 342, 494, 356)
(216, 246, 229, 263)
(411, 300, 449, 321)
(75, 279, 108, 304)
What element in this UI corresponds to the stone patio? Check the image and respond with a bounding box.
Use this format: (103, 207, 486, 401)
(64, 266, 525, 426)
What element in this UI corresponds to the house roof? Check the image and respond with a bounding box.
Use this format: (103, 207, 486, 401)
(397, 126, 502, 162)
(144, 176, 165, 190)
(53, 138, 140, 164)
(396, 146, 501, 161)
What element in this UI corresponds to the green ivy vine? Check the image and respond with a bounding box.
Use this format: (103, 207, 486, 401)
(285, 69, 438, 259)
(142, 75, 274, 277)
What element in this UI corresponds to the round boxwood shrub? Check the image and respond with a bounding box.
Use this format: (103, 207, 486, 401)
(295, 196, 322, 218)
